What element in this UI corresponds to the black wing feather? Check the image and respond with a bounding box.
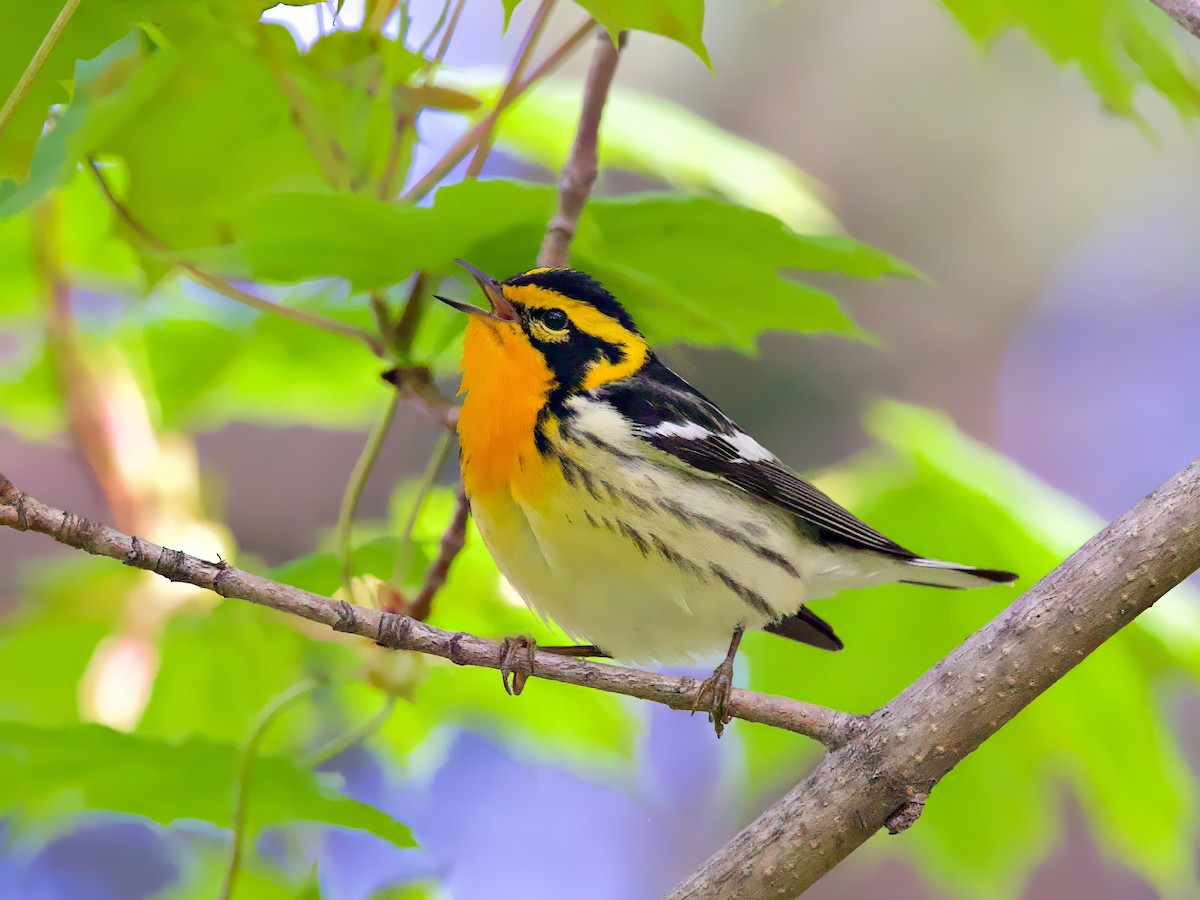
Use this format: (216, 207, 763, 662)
(595, 358, 916, 559)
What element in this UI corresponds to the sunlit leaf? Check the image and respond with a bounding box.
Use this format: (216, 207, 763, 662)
(232, 181, 909, 353)
(139, 601, 359, 746)
(940, 0, 1200, 121)
(0, 722, 415, 847)
(0, 0, 180, 179)
(0, 557, 137, 726)
(573, 0, 709, 67)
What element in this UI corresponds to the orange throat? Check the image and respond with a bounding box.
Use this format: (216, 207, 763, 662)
(457, 317, 557, 498)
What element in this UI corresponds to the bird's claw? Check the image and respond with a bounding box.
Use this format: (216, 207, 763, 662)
(499, 635, 537, 696)
(692, 661, 735, 738)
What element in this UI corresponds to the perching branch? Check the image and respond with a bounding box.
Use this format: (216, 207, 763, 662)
(86, 159, 385, 357)
(1150, 0, 1200, 39)
(0, 472, 859, 749)
(537, 30, 624, 268)
(669, 456, 1200, 898)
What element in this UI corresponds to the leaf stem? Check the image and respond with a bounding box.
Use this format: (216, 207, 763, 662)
(337, 391, 402, 598)
(0, 0, 83, 142)
(401, 17, 598, 204)
(304, 694, 398, 768)
(419, 0, 464, 62)
(87, 159, 384, 356)
(463, 0, 557, 179)
(220, 678, 320, 900)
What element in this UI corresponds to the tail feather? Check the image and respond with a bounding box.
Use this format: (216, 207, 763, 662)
(900, 557, 1018, 590)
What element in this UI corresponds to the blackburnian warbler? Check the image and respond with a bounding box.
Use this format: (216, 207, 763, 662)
(437, 260, 1017, 734)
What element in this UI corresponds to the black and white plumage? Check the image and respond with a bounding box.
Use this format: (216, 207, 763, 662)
(450, 263, 1017, 669)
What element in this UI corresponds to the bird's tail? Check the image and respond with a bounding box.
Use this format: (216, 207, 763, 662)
(899, 557, 1018, 590)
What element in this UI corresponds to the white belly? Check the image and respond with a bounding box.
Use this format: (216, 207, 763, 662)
(468, 403, 886, 665)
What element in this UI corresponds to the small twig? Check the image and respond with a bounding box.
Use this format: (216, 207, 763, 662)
(408, 485, 469, 621)
(423, 0, 466, 66)
(86, 159, 384, 356)
(1150, 0, 1200, 39)
(537, 31, 624, 267)
(464, 0, 557, 179)
(304, 694, 398, 768)
(0, 0, 83, 141)
(220, 679, 320, 900)
(337, 392, 402, 597)
(385, 365, 459, 430)
(0, 472, 860, 749)
(401, 17, 598, 203)
(375, 112, 412, 202)
(393, 430, 453, 587)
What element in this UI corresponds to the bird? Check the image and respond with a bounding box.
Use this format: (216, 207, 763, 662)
(434, 259, 1017, 735)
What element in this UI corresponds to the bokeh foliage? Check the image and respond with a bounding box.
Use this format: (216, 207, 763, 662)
(1, 0, 1198, 896)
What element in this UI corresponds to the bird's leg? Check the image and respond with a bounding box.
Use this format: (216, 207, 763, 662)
(693, 626, 745, 738)
(499, 635, 537, 695)
(498, 639, 610, 695)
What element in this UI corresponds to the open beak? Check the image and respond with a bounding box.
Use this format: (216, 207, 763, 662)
(434, 259, 519, 322)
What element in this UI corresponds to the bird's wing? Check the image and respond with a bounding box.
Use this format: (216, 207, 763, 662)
(594, 358, 915, 558)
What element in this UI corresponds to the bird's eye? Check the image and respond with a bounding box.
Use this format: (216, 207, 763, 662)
(542, 308, 569, 330)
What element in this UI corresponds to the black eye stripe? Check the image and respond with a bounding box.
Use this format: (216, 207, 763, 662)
(541, 308, 568, 329)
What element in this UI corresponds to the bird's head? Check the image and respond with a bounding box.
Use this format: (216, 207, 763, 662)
(438, 260, 650, 396)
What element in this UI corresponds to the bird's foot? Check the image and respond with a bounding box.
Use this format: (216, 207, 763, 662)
(693, 657, 736, 738)
(499, 635, 537, 696)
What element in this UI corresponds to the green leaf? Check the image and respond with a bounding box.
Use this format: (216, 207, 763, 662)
(446, 74, 835, 232)
(74, 20, 327, 262)
(0, 0, 180, 179)
(232, 181, 909, 353)
(501, 0, 522, 31)
(0, 721, 414, 847)
(741, 403, 1198, 895)
(940, 0, 1200, 121)
(573, 0, 710, 68)
(572, 194, 911, 350)
(139, 601, 359, 746)
(0, 557, 137, 726)
(232, 180, 554, 291)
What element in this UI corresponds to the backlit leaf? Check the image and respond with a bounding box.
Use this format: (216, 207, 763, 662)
(573, 0, 709, 67)
(0, 722, 415, 847)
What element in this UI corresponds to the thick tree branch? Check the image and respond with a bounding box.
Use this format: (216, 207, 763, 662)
(537, 31, 624, 268)
(670, 456, 1200, 898)
(0, 472, 858, 749)
(1151, 0, 1200, 39)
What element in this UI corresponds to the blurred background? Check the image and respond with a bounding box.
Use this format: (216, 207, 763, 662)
(2, 0, 1199, 897)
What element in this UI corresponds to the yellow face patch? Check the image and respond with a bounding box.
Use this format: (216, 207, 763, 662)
(502, 283, 649, 390)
